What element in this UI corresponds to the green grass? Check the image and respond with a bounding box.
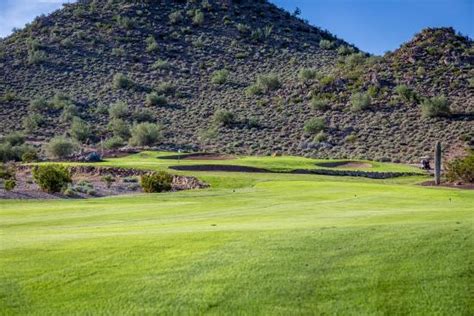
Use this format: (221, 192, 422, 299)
(1, 152, 472, 314)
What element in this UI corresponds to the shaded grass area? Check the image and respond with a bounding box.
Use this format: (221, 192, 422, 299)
(2, 152, 472, 314)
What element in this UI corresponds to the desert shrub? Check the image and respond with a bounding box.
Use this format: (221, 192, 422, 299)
(395, 84, 418, 103)
(28, 50, 47, 64)
(245, 84, 263, 96)
(4, 179, 16, 191)
(29, 97, 49, 111)
(140, 171, 173, 193)
(199, 127, 218, 140)
(304, 118, 325, 134)
(421, 96, 451, 118)
(445, 151, 474, 183)
(350, 92, 371, 112)
(44, 136, 78, 159)
(153, 59, 171, 70)
(146, 92, 167, 107)
(146, 36, 159, 52)
(1, 91, 17, 102)
(345, 134, 357, 143)
(133, 109, 154, 123)
(108, 118, 130, 139)
(313, 131, 328, 143)
(298, 68, 318, 82)
(4, 132, 25, 146)
(113, 73, 134, 90)
(52, 92, 73, 110)
(112, 47, 125, 57)
(236, 23, 251, 35)
(156, 82, 176, 96)
(337, 45, 355, 56)
(246, 117, 260, 128)
(115, 15, 134, 29)
(21, 151, 38, 162)
(310, 96, 330, 111)
(109, 101, 129, 119)
(60, 104, 79, 122)
(101, 175, 116, 188)
(103, 136, 124, 150)
(213, 110, 235, 127)
(319, 75, 335, 87)
(319, 39, 334, 50)
(70, 117, 91, 143)
(129, 123, 162, 147)
(169, 10, 183, 24)
(32, 165, 72, 193)
(211, 69, 229, 85)
(192, 10, 205, 25)
(256, 74, 281, 92)
(23, 111, 45, 130)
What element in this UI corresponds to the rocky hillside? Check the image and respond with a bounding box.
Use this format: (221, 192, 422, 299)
(0, 0, 472, 162)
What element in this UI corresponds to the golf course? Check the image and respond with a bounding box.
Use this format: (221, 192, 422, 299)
(1, 152, 472, 315)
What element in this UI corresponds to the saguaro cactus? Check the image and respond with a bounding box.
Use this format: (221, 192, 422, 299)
(434, 141, 442, 185)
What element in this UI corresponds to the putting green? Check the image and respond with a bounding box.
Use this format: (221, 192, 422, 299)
(1, 152, 472, 314)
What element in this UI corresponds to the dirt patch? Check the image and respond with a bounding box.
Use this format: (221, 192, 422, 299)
(420, 180, 474, 190)
(159, 153, 235, 161)
(315, 161, 372, 169)
(1, 166, 208, 200)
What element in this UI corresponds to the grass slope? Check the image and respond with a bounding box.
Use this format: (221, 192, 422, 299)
(1, 154, 473, 314)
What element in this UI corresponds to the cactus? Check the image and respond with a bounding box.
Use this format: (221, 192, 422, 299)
(434, 141, 442, 185)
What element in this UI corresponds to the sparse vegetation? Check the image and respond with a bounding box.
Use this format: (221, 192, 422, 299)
(213, 109, 235, 127)
(146, 92, 167, 107)
(70, 117, 91, 143)
(113, 73, 134, 90)
(298, 68, 318, 82)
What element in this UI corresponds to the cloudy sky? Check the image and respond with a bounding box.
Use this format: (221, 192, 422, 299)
(0, 0, 472, 55)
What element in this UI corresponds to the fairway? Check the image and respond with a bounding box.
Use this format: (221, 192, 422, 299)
(1, 153, 473, 315)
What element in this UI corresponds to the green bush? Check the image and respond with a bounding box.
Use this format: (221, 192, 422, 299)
(4, 179, 16, 191)
(145, 36, 159, 52)
(133, 109, 155, 123)
(213, 110, 235, 127)
(350, 92, 371, 112)
(113, 73, 134, 90)
(445, 151, 474, 183)
(22, 113, 44, 133)
(29, 97, 49, 111)
(52, 92, 73, 110)
(0, 139, 36, 163)
(103, 136, 124, 150)
(109, 101, 129, 119)
(108, 119, 130, 139)
(70, 117, 91, 143)
(256, 74, 281, 92)
(21, 151, 38, 162)
(169, 10, 183, 24)
(102, 175, 116, 188)
(129, 123, 162, 147)
(153, 59, 171, 70)
(59, 104, 78, 123)
(421, 96, 451, 118)
(395, 85, 418, 103)
(146, 92, 167, 107)
(44, 136, 78, 159)
(310, 97, 330, 111)
(319, 39, 334, 50)
(211, 69, 229, 85)
(156, 82, 176, 96)
(4, 132, 25, 146)
(304, 118, 325, 134)
(141, 171, 173, 193)
(298, 68, 318, 82)
(192, 10, 205, 26)
(32, 165, 72, 193)
(313, 131, 328, 143)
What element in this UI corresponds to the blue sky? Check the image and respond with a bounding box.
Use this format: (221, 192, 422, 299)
(0, 0, 472, 55)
